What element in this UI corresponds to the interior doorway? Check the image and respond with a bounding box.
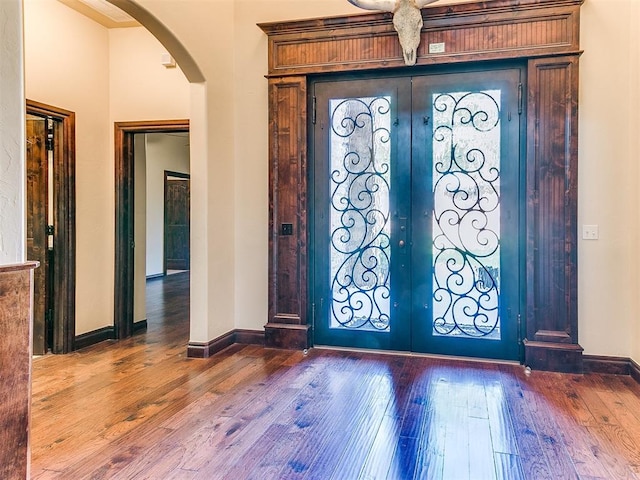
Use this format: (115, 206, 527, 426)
(26, 100, 76, 355)
(311, 65, 524, 361)
(114, 120, 190, 340)
(164, 171, 190, 274)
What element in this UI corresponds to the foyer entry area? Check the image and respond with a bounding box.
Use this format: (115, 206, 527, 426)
(29, 274, 640, 479)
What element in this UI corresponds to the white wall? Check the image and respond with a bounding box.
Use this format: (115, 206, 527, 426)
(145, 133, 190, 277)
(109, 27, 190, 121)
(0, 0, 25, 265)
(24, 0, 112, 335)
(578, 0, 639, 357)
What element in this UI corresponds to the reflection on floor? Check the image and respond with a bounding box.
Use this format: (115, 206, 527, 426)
(166, 269, 189, 276)
(30, 273, 640, 479)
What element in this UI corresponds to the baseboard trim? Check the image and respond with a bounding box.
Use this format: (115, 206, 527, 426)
(235, 329, 265, 346)
(583, 355, 630, 375)
(631, 359, 640, 384)
(146, 273, 164, 280)
(133, 320, 148, 333)
(75, 326, 115, 350)
(187, 329, 265, 358)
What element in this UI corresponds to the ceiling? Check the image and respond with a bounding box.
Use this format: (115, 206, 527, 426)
(57, 0, 139, 28)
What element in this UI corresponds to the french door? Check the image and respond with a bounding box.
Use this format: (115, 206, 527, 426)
(311, 66, 523, 360)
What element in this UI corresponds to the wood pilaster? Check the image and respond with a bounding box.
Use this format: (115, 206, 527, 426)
(524, 55, 582, 372)
(0, 262, 38, 480)
(265, 77, 311, 348)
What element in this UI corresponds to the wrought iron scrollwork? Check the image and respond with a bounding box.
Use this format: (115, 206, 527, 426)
(431, 90, 502, 339)
(329, 96, 392, 331)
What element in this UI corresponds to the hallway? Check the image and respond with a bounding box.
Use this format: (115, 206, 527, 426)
(30, 273, 640, 479)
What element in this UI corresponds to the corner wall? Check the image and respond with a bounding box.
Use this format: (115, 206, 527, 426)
(631, 1, 640, 366)
(0, 0, 25, 265)
(578, 0, 639, 357)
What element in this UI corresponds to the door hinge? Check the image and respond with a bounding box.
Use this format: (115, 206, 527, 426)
(517, 313, 523, 345)
(46, 117, 54, 151)
(46, 224, 54, 236)
(312, 96, 317, 125)
(518, 83, 523, 115)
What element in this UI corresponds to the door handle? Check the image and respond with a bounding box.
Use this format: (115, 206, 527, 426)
(398, 217, 407, 249)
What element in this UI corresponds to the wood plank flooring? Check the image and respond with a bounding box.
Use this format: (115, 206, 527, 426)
(31, 273, 640, 479)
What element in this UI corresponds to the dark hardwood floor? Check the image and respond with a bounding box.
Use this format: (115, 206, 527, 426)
(31, 273, 640, 479)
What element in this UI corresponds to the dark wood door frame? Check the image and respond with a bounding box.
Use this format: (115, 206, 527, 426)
(26, 99, 76, 354)
(163, 170, 190, 275)
(260, 0, 584, 372)
(114, 120, 189, 339)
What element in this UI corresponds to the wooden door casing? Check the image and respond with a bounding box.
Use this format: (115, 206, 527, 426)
(26, 100, 76, 354)
(114, 120, 190, 340)
(261, 0, 584, 372)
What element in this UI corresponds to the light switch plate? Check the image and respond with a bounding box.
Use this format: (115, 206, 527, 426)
(582, 225, 599, 240)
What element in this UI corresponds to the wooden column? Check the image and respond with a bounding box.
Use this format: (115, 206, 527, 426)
(524, 55, 582, 372)
(0, 262, 38, 480)
(264, 76, 311, 349)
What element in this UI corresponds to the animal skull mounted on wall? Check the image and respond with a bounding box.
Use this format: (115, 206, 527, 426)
(347, 0, 440, 65)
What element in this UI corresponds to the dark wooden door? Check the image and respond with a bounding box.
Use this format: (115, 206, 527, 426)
(410, 69, 522, 360)
(26, 118, 48, 355)
(164, 174, 190, 272)
(312, 67, 523, 360)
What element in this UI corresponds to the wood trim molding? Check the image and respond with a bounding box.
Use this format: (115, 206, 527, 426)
(235, 329, 266, 346)
(114, 120, 189, 341)
(27, 100, 76, 354)
(187, 329, 266, 358)
(133, 320, 148, 333)
(582, 355, 640, 385)
(259, 0, 583, 76)
(583, 355, 631, 376)
(74, 326, 115, 351)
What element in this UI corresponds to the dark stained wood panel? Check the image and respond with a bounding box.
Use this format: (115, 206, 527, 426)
(0, 263, 37, 480)
(525, 55, 580, 371)
(268, 77, 307, 326)
(527, 56, 579, 341)
(260, 0, 582, 76)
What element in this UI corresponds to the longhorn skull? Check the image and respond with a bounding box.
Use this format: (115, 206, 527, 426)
(348, 0, 440, 65)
